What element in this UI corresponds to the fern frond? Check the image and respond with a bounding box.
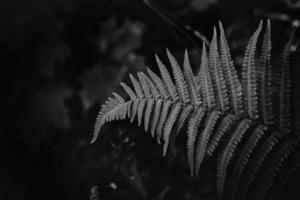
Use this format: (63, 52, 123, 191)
(257, 19, 273, 125)
(130, 74, 144, 98)
(127, 100, 132, 118)
(174, 105, 193, 136)
(195, 110, 220, 176)
(138, 73, 156, 131)
(207, 114, 236, 156)
(150, 99, 163, 137)
(168, 105, 194, 156)
(138, 72, 152, 97)
(217, 118, 252, 199)
(209, 27, 229, 111)
(155, 54, 179, 101)
(92, 20, 298, 200)
(137, 99, 146, 126)
(198, 42, 215, 108)
(120, 101, 128, 120)
(91, 97, 122, 143)
(218, 21, 243, 114)
(92, 96, 134, 142)
(146, 68, 169, 99)
(130, 99, 139, 122)
(229, 125, 267, 200)
(163, 103, 182, 156)
(253, 140, 296, 200)
(241, 20, 263, 119)
(121, 82, 137, 99)
(187, 107, 206, 176)
(183, 50, 202, 106)
(144, 98, 154, 132)
(166, 49, 190, 104)
(156, 100, 172, 144)
(112, 92, 125, 103)
(238, 131, 282, 200)
(278, 28, 295, 134)
(141, 72, 160, 99)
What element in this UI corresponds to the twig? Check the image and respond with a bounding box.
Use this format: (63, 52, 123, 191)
(141, 0, 209, 46)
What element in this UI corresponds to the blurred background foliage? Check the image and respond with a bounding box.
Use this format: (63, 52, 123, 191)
(1, 0, 299, 199)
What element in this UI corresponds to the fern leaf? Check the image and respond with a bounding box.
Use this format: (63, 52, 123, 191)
(253, 140, 296, 200)
(91, 95, 137, 143)
(106, 97, 120, 107)
(174, 105, 194, 136)
(130, 99, 139, 122)
(238, 131, 282, 200)
(121, 82, 137, 99)
(91, 113, 104, 144)
(163, 103, 182, 156)
(241, 20, 263, 119)
(207, 114, 236, 156)
(130, 74, 144, 98)
(91, 97, 121, 143)
(169, 105, 194, 156)
(156, 100, 172, 144)
(141, 72, 160, 99)
(117, 102, 123, 120)
(150, 99, 163, 137)
(166, 49, 190, 104)
(138, 72, 152, 98)
(147, 68, 169, 99)
(219, 21, 243, 114)
(279, 28, 295, 134)
(112, 92, 125, 103)
(155, 54, 179, 101)
(127, 100, 132, 118)
(199, 42, 215, 108)
(105, 98, 120, 118)
(91, 20, 298, 200)
(217, 118, 252, 199)
(144, 98, 155, 132)
(183, 50, 202, 106)
(257, 19, 273, 125)
(187, 107, 206, 176)
(120, 102, 129, 120)
(229, 125, 267, 200)
(117, 101, 128, 120)
(107, 102, 118, 121)
(195, 110, 220, 176)
(137, 99, 146, 126)
(209, 27, 229, 111)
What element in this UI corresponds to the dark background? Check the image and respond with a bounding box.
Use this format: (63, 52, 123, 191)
(1, 0, 299, 199)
